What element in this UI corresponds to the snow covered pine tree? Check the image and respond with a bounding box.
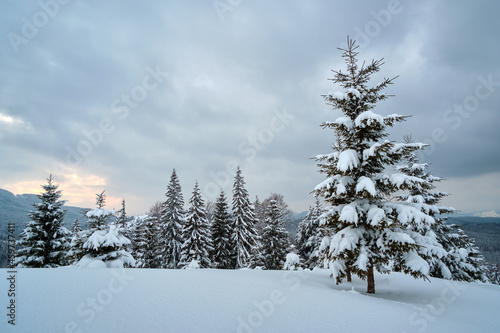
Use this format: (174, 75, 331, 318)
(133, 214, 162, 268)
(295, 198, 324, 269)
(395, 137, 489, 282)
(313, 38, 441, 293)
(16, 175, 70, 267)
(211, 189, 234, 269)
(231, 167, 259, 268)
(76, 191, 135, 268)
(180, 181, 213, 268)
(160, 169, 186, 269)
(261, 199, 290, 270)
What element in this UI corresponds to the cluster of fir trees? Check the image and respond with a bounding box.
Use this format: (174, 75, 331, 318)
(15, 168, 294, 270)
(132, 167, 292, 270)
(298, 38, 489, 293)
(15, 176, 134, 268)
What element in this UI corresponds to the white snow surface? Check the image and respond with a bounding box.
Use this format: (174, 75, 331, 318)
(2, 268, 499, 333)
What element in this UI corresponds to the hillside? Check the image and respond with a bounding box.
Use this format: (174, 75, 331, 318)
(0, 188, 89, 234)
(448, 216, 500, 267)
(0, 268, 498, 333)
(0, 188, 90, 268)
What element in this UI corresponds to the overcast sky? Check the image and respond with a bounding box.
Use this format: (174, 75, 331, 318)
(1, 0, 499, 216)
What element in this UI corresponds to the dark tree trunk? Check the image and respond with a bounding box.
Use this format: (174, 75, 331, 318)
(367, 266, 375, 294)
(347, 270, 352, 282)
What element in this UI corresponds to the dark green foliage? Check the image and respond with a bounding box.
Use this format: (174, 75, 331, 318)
(160, 169, 186, 269)
(261, 200, 290, 270)
(16, 175, 70, 268)
(231, 167, 258, 268)
(180, 182, 213, 268)
(211, 190, 234, 269)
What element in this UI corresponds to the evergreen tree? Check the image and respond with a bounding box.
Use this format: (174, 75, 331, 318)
(313, 38, 440, 293)
(211, 190, 234, 269)
(76, 191, 135, 268)
(67, 218, 83, 265)
(262, 193, 294, 231)
(116, 199, 128, 229)
(253, 196, 266, 236)
(160, 169, 186, 268)
(261, 199, 290, 270)
(16, 175, 70, 268)
(395, 135, 488, 282)
(134, 215, 161, 268)
(116, 198, 132, 256)
(180, 182, 213, 268)
(295, 198, 324, 268)
(231, 167, 259, 268)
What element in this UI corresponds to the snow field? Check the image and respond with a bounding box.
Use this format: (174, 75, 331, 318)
(1, 268, 499, 333)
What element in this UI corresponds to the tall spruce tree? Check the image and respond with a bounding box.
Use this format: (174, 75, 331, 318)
(231, 167, 259, 268)
(395, 140, 488, 282)
(261, 199, 290, 270)
(313, 38, 441, 293)
(160, 169, 186, 268)
(180, 182, 213, 268)
(76, 191, 135, 268)
(211, 190, 234, 269)
(16, 175, 70, 268)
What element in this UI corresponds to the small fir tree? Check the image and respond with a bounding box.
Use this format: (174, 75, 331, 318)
(16, 175, 70, 268)
(295, 198, 324, 269)
(160, 169, 186, 269)
(261, 199, 290, 270)
(231, 167, 259, 268)
(211, 190, 234, 269)
(180, 182, 213, 268)
(67, 218, 83, 265)
(76, 191, 135, 268)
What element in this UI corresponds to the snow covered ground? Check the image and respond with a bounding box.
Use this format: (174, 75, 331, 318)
(1, 268, 499, 333)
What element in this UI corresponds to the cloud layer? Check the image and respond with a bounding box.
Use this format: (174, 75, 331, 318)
(1, 0, 499, 215)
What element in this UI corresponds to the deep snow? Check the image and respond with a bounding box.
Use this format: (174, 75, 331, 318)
(1, 268, 499, 333)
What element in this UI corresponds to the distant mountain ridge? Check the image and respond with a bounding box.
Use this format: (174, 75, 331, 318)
(0, 188, 89, 236)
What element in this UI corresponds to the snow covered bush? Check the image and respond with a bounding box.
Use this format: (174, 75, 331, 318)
(283, 253, 303, 271)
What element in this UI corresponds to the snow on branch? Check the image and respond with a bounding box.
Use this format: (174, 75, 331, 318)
(337, 149, 359, 172)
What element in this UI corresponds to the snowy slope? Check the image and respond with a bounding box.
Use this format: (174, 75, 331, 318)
(1, 268, 499, 333)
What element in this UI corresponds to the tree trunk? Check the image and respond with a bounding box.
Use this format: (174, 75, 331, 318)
(367, 266, 375, 294)
(346, 270, 352, 282)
